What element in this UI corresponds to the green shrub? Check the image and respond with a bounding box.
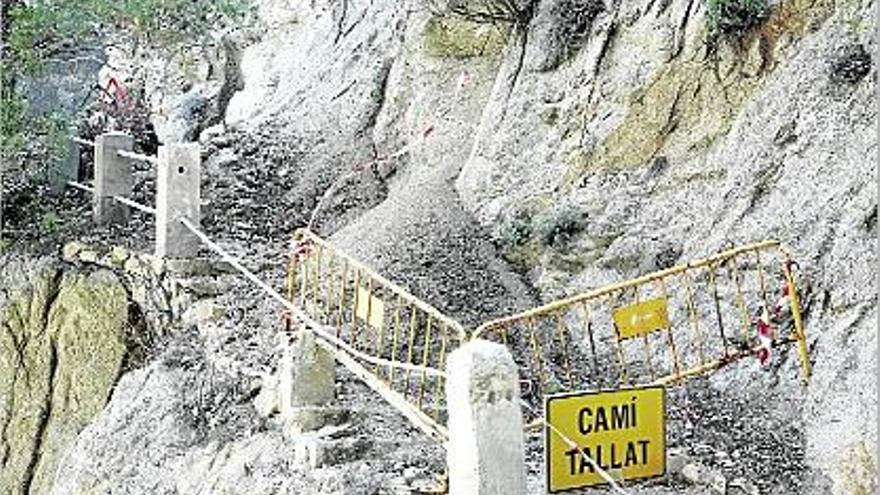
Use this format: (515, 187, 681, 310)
(533, 206, 585, 247)
(498, 210, 533, 248)
(706, 0, 769, 35)
(39, 211, 60, 234)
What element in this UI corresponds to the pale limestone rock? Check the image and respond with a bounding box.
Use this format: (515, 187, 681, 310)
(61, 241, 86, 262)
(182, 299, 225, 327)
(78, 249, 99, 264)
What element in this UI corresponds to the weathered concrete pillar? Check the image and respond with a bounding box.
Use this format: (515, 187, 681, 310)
(93, 132, 133, 224)
(446, 339, 526, 495)
(155, 143, 200, 259)
(50, 137, 79, 194)
(279, 330, 338, 432)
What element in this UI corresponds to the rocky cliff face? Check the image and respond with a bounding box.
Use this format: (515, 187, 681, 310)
(12, 0, 873, 493)
(0, 258, 130, 495)
(214, 2, 875, 490)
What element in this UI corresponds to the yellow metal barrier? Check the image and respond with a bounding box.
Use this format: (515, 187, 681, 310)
(287, 228, 468, 441)
(472, 240, 810, 427)
(286, 232, 810, 438)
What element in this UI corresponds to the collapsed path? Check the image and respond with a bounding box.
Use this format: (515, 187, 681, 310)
(330, 148, 538, 328)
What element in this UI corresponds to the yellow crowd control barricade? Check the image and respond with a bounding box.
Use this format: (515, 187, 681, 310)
(472, 240, 810, 428)
(286, 228, 469, 442)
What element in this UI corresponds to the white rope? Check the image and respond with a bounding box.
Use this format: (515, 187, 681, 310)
(72, 137, 95, 147)
(66, 180, 94, 193)
(178, 217, 447, 378)
(66, 181, 156, 215)
(117, 149, 159, 165)
(520, 400, 630, 494)
(111, 195, 156, 215)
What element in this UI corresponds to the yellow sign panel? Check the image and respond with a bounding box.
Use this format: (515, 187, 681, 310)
(612, 298, 669, 339)
(355, 287, 385, 330)
(545, 386, 666, 492)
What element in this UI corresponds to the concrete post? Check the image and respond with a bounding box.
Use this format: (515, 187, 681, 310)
(279, 330, 338, 432)
(155, 143, 200, 259)
(93, 132, 133, 224)
(50, 138, 79, 194)
(446, 339, 527, 495)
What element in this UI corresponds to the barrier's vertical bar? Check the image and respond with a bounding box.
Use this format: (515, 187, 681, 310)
(417, 316, 434, 409)
(312, 243, 323, 322)
(364, 277, 374, 351)
(286, 241, 298, 303)
(499, 323, 509, 346)
(350, 268, 362, 348)
(388, 294, 403, 383)
(780, 249, 811, 382)
(432, 327, 449, 421)
(608, 295, 630, 386)
(323, 254, 335, 324)
(299, 245, 309, 307)
(656, 278, 683, 381)
(555, 312, 574, 388)
(729, 258, 753, 342)
(708, 265, 731, 357)
(403, 307, 419, 394)
(635, 286, 657, 381)
(579, 302, 600, 375)
(373, 284, 387, 375)
(754, 250, 777, 341)
(336, 259, 348, 338)
(683, 271, 707, 366)
(285, 242, 298, 333)
(526, 316, 546, 391)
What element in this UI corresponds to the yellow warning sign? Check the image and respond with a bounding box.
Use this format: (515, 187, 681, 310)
(612, 297, 669, 339)
(355, 287, 385, 330)
(545, 386, 666, 492)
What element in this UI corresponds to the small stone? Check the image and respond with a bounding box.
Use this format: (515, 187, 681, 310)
(182, 299, 224, 327)
(123, 256, 145, 276)
(681, 462, 707, 485)
(198, 123, 226, 144)
(743, 36, 764, 78)
(177, 278, 222, 297)
(165, 259, 220, 276)
(254, 373, 279, 418)
(774, 121, 797, 146)
(79, 250, 100, 264)
(729, 477, 759, 495)
(213, 147, 238, 168)
(109, 246, 130, 265)
(403, 467, 420, 481)
(539, 105, 560, 125)
(667, 447, 694, 475)
(130, 284, 147, 307)
(62, 241, 87, 262)
(144, 255, 166, 276)
(708, 471, 727, 494)
(293, 437, 327, 469)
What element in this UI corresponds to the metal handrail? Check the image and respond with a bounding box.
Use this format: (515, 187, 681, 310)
(473, 240, 781, 338)
(294, 228, 468, 341)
